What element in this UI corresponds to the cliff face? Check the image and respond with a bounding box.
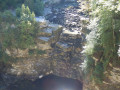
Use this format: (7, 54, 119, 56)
(1, 0, 120, 90)
(1, 0, 86, 87)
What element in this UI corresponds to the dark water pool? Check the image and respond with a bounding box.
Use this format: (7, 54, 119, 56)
(8, 75, 83, 90)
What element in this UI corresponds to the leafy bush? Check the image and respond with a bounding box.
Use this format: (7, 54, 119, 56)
(16, 7, 21, 17)
(1, 10, 15, 22)
(0, 48, 14, 63)
(34, 0, 44, 15)
(0, 4, 38, 50)
(25, 0, 44, 16)
(0, 0, 24, 10)
(83, 0, 120, 83)
(93, 62, 104, 83)
(28, 49, 35, 55)
(29, 49, 46, 55)
(85, 55, 95, 74)
(0, 0, 44, 16)
(37, 50, 46, 55)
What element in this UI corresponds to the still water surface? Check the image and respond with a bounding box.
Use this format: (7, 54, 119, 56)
(8, 75, 83, 90)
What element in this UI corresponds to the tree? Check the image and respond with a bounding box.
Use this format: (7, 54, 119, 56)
(0, 0, 24, 10)
(16, 21, 35, 49)
(34, 0, 44, 15)
(15, 4, 36, 49)
(0, 4, 37, 50)
(16, 7, 21, 17)
(20, 4, 35, 22)
(24, 0, 44, 16)
(24, 0, 34, 12)
(31, 12, 36, 22)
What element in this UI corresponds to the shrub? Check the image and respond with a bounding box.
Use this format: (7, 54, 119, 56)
(83, 0, 120, 83)
(25, 0, 44, 16)
(16, 7, 21, 17)
(29, 49, 46, 55)
(93, 62, 104, 83)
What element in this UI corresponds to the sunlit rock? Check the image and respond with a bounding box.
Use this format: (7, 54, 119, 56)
(5, 48, 29, 57)
(63, 28, 81, 35)
(37, 43, 51, 50)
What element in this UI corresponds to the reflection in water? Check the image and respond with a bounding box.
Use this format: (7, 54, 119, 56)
(8, 75, 83, 90)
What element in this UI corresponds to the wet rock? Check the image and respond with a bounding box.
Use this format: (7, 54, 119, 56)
(38, 37, 50, 42)
(43, 7, 52, 16)
(36, 16, 49, 28)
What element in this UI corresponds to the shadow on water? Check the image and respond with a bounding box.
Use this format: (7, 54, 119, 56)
(8, 74, 83, 90)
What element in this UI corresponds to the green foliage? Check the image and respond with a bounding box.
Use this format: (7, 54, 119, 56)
(16, 7, 21, 17)
(37, 50, 46, 55)
(15, 21, 35, 49)
(1, 10, 15, 22)
(29, 49, 46, 55)
(83, 0, 120, 83)
(14, 5, 38, 49)
(24, 0, 34, 11)
(0, 0, 44, 16)
(0, 3, 42, 63)
(20, 4, 36, 22)
(0, 5, 37, 50)
(2, 27, 15, 48)
(25, 0, 44, 16)
(93, 62, 104, 83)
(0, 5, 40, 56)
(85, 55, 95, 75)
(0, 0, 24, 10)
(34, 0, 44, 15)
(0, 48, 14, 63)
(28, 49, 35, 55)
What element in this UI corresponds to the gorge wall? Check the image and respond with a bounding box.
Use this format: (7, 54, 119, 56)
(0, 0, 120, 90)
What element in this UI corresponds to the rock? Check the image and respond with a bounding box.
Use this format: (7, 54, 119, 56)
(63, 28, 81, 35)
(48, 23, 62, 30)
(38, 37, 51, 42)
(11, 24, 15, 28)
(56, 42, 70, 49)
(37, 43, 51, 50)
(35, 16, 46, 22)
(109, 67, 120, 84)
(35, 16, 49, 28)
(44, 7, 52, 16)
(5, 48, 29, 57)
